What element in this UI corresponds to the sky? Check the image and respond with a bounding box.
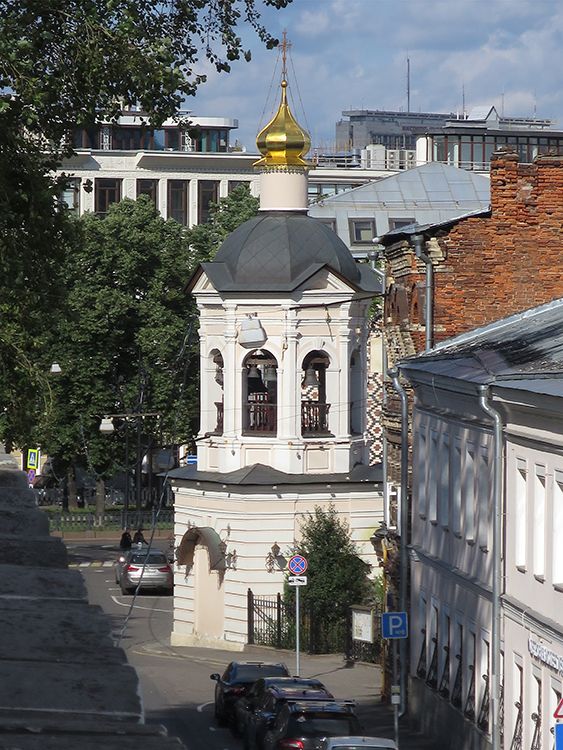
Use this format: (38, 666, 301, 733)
(186, 0, 563, 153)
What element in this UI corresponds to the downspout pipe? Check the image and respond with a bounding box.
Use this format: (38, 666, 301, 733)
(411, 234, 433, 351)
(478, 385, 502, 750)
(389, 367, 409, 716)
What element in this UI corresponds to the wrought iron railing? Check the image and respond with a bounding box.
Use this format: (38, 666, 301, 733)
(426, 636, 438, 689)
(416, 628, 427, 678)
(464, 664, 476, 720)
(510, 701, 523, 750)
(477, 674, 490, 732)
(301, 401, 330, 434)
(451, 654, 463, 708)
(438, 645, 450, 697)
(530, 711, 541, 750)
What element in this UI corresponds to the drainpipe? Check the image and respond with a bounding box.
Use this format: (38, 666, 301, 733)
(411, 234, 433, 351)
(478, 385, 502, 750)
(389, 367, 409, 716)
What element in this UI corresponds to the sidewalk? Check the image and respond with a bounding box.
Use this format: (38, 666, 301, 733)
(142, 640, 439, 749)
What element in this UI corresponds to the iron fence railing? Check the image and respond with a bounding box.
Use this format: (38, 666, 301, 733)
(48, 509, 173, 532)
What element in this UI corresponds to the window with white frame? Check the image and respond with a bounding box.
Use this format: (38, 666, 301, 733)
(452, 437, 462, 536)
(553, 471, 563, 586)
(533, 465, 546, 579)
(478, 446, 490, 551)
(515, 459, 527, 569)
(428, 429, 439, 523)
(463, 443, 476, 542)
(438, 434, 450, 528)
(417, 423, 427, 518)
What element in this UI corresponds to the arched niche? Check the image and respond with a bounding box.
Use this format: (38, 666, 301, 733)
(301, 350, 332, 436)
(242, 349, 278, 435)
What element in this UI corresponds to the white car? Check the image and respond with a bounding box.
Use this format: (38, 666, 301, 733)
(324, 737, 397, 750)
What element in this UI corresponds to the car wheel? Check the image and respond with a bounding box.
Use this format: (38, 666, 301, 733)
(214, 703, 227, 727)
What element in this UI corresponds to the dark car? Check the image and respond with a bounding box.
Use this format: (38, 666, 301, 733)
(262, 700, 361, 750)
(240, 678, 334, 750)
(211, 661, 290, 726)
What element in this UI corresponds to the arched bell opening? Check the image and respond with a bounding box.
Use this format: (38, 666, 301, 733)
(210, 350, 224, 435)
(242, 349, 278, 435)
(301, 350, 331, 436)
(349, 348, 363, 435)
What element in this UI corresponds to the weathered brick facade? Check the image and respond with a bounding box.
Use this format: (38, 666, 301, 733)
(381, 150, 563, 512)
(389, 151, 563, 358)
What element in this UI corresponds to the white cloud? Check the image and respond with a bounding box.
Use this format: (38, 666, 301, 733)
(188, 0, 563, 149)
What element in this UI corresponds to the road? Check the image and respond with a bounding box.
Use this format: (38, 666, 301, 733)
(67, 539, 228, 750)
(67, 540, 439, 750)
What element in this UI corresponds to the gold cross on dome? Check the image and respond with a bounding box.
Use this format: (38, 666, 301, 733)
(280, 30, 292, 80)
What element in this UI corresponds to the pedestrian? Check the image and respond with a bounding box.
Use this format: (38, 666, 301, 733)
(133, 527, 147, 545)
(119, 528, 132, 550)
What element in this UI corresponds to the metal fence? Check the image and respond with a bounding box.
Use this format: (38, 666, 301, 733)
(48, 509, 174, 532)
(246, 589, 383, 663)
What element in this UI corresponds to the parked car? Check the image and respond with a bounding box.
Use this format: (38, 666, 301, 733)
(324, 738, 397, 750)
(115, 546, 173, 595)
(240, 678, 334, 749)
(211, 662, 290, 727)
(262, 700, 361, 750)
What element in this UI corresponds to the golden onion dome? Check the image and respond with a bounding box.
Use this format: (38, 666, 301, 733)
(254, 79, 311, 169)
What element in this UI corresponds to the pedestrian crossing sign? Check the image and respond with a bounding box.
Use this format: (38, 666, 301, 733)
(27, 449, 39, 470)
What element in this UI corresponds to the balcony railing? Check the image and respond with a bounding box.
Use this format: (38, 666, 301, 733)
(244, 402, 277, 435)
(301, 401, 330, 435)
(214, 402, 224, 435)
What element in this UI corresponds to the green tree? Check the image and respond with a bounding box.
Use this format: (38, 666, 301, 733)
(188, 183, 260, 264)
(0, 0, 290, 449)
(288, 504, 372, 650)
(40, 198, 199, 499)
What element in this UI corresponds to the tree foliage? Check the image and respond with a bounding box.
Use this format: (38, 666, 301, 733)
(0, 0, 292, 148)
(40, 197, 199, 479)
(290, 505, 372, 624)
(0, 0, 290, 449)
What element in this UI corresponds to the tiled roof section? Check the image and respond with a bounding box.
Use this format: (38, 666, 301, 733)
(204, 212, 380, 293)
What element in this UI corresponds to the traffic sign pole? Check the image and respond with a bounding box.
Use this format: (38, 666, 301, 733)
(295, 584, 300, 676)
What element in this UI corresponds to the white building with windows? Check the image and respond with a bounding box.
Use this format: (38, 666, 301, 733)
(166, 77, 383, 649)
(399, 298, 563, 750)
(308, 162, 490, 256)
(58, 108, 391, 226)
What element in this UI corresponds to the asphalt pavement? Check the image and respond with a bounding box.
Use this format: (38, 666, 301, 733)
(137, 640, 439, 750)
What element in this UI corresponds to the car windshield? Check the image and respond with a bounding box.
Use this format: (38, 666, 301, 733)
(288, 714, 359, 736)
(130, 553, 167, 565)
(235, 665, 287, 682)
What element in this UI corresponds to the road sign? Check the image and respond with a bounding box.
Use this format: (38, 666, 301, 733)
(382, 611, 409, 639)
(186, 455, 197, 465)
(27, 449, 38, 470)
(555, 697, 563, 719)
(288, 554, 308, 575)
(27, 469, 36, 485)
(288, 576, 307, 586)
(556, 723, 563, 749)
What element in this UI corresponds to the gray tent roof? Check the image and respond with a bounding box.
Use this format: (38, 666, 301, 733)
(196, 211, 381, 293)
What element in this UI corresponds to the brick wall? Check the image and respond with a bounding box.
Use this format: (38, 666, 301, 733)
(385, 151, 563, 352)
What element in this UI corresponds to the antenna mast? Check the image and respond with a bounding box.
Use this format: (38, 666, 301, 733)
(407, 57, 410, 112)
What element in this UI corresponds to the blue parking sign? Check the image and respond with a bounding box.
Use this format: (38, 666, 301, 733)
(556, 723, 563, 749)
(382, 611, 408, 639)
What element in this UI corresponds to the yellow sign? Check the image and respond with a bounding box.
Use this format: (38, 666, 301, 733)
(26, 449, 39, 470)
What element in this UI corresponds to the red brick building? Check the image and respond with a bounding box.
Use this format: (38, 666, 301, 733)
(380, 150, 563, 510)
